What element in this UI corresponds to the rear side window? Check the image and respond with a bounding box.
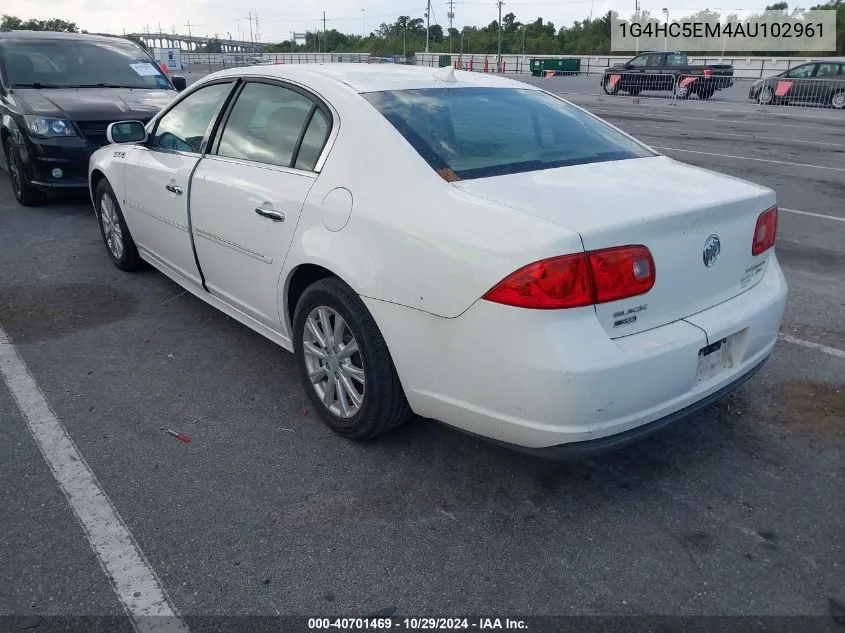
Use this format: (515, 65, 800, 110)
(665, 53, 686, 66)
(816, 63, 839, 77)
(362, 87, 654, 181)
(295, 110, 330, 170)
(215, 82, 317, 168)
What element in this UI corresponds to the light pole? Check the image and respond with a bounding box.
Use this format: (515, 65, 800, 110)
(662, 8, 669, 52)
(496, 0, 503, 73)
(522, 24, 526, 56)
(712, 8, 727, 59)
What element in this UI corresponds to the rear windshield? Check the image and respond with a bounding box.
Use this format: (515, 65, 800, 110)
(0, 38, 171, 90)
(362, 87, 654, 180)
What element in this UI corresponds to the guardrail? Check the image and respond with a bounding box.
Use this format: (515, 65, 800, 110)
(595, 71, 845, 111)
(179, 52, 372, 69)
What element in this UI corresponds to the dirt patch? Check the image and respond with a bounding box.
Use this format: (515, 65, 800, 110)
(0, 283, 138, 343)
(771, 381, 845, 439)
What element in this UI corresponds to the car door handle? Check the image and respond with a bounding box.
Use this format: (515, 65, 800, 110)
(165, 183, 183, 195)
(254, 208, 284, 222)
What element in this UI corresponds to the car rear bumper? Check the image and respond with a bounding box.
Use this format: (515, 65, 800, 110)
(364, 253, 787, 455)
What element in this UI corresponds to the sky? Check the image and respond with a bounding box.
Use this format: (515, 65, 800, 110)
(5, 0, 775, 44)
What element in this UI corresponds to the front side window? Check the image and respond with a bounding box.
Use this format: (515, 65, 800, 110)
(0, 38, 171, 89)
(628, 54, 649, 67)
(216, 82, 317, 168)
(786, 64, 815, 79)
(363, 87, 654, 181)
(152, 82, 233, 153)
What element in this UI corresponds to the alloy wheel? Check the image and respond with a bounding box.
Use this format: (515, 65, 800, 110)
(99, 194, 124, 260)
(301, 306, 365, 419)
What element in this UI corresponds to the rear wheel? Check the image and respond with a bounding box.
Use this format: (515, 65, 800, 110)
(293, 277, 412, 439)
(4, 138, 42, 207)
(831, 90, 845, 110)
(697, 86, 715, 100)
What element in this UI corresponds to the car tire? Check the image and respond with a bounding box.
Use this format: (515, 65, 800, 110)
(95, 179, 143, 272)
(293, 277, 412, 440)
(4, 138, 43, 207)
(758, 85, 774, 105)
(674, 82, 691, 100)
(830, 90, 845, 110)
(697, 86, 715, 100)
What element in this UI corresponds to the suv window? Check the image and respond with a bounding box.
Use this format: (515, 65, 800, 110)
(216, 82, 316, 168)
(152, 82, 233, 153)
(665, 53, 686, 66)
(646, 54, 664, 67)
(363, 87, 654, 181)
(786, 64, 815, 78)
(628, 54, 650, 67)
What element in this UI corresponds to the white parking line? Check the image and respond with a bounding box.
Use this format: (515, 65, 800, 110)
(780, 207, 845, 224)
(0, 326, 190, 633)
(779, 333, 845, 359)
(653, 146, 845, 173)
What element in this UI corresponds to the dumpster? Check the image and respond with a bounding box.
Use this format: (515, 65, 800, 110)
(438, 54, 451, 68)
(530, 58, 581, 77)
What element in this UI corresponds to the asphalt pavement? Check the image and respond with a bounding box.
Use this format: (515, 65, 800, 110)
(1, 69, 843, 630)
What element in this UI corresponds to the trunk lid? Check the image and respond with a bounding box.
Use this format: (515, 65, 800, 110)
(454, 155, 775, 338)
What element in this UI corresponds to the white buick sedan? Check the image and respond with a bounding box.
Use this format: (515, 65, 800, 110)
(88, 63, 787, 458)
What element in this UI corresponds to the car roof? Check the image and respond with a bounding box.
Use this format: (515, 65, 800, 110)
(207, 63, 533, 94)
(0, 30, 128, 44)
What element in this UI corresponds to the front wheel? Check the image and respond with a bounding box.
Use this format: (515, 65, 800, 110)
(674, 82, 691, 100)
(4, 138, 43, 206)
(830, 90, 845, 110)
(95, 179, 144, 271)
(293, 277, 412, 439)
(758, 85, 774, 105)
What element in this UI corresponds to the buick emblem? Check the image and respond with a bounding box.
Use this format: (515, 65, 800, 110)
(703, 234, 721, 267)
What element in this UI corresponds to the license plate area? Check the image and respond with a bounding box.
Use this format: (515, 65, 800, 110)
(696, 334, 738, 383)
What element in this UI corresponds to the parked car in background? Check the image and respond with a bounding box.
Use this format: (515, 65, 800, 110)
(601, 51, 733, 100)
(749, 62, 845, 109)
(88, 64, 786, 459)
(0, 29, 186, 206)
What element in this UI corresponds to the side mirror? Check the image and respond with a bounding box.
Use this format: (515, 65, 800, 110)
(106, 121, 147, 144)
(171, 75, 187, 92)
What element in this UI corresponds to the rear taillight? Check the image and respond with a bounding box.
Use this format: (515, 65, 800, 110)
(752, 206, 778, 256)
(588, 246, 655, 304)
(483, 245, 655, 310)
(482, 253, 594, 309)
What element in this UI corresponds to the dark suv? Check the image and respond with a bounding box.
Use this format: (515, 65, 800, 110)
(0, 30, 186, 206)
